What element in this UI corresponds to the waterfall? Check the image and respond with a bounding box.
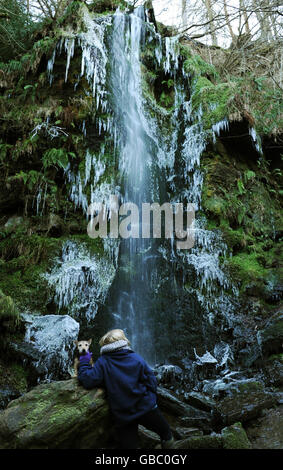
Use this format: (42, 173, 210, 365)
(43, 4, 238, 365)
(106, 8, 161, 362)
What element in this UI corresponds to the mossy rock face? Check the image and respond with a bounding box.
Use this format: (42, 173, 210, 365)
(0, 231, 63, 313)
(0, 379, 111, 449)
(201, 145, 282, 307)
(221, 422, 252, 449)
(174, 434, 223, 449)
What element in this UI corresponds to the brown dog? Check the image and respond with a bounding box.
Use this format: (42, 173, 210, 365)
(73, 339, 94, 377)
(72, 338, 105, 399)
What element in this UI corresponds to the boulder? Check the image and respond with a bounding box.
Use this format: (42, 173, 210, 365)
(173, 423, 252, 449)
(183, 391, 216, 412)
(221, 422, 252, 449)
(0, 379, 111, 449)
(10, 314, 80, 382)
(155, 365, 183, 387)
(174, 427, 203, 440)
(245, 405, 283, 449)
(214, 385, 276, 425)
(174, 434, 223, 449)
(263, 355, 283, 387)
(138, 426, 160, 448)
(257, 310, 283, 356)
(0, 379, 212, 449)
(157, 386, 212, 432)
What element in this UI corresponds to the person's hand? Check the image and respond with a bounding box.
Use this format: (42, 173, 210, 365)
(79, 351, 93, 364)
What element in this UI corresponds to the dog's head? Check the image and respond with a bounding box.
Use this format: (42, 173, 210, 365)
(74, 339, 92, 355)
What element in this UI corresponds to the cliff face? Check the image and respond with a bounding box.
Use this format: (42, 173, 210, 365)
(0, 0, 282, 447)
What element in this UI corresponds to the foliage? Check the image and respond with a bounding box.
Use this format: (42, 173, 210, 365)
(191, 76, 236, 128)
(42, 148, 75, 170)
(0, 288, 19, 326)
(11, 170, 43, 191)
(0, 0, 37, 62)
(183, 51, 218, 79)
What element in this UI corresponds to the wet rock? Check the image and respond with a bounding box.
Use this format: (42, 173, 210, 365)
(157, 387, 212, 432)
(174, 427, 203, 440)
(139, 426, 160, 448)
(183, 391, 216, 412)
(0, 387, 19, 410)
(214, 385, 276, 425)
(274, 391, 283, 405)
(174, 434, 222, 449)
(221, 422, 252, 449)
(237, 342, 262, 368)
(155, 364, 183, 386)
(257, 310, 283, 356)
(262, 355, 283, 387)
(245, 405, 283, 449)
(202, 372, 256, 398)
(10, 314, 79, 382)
(0, 379, 111, 449)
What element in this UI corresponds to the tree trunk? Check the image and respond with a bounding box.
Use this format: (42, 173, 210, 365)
(204, 0, 218, 46)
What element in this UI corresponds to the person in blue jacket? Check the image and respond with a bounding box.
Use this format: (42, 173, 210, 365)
(78, 328, 174, 449)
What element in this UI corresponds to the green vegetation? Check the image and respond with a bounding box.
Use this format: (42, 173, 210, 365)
(42, 148, 75, 170)
(0, 288, 19, 326)
(180, 43, 283, 135)
(192, 77, 235, 128)
(0, 0, 38, 62)
(0, 0, 281, 328)
(221, 423, 252, 449)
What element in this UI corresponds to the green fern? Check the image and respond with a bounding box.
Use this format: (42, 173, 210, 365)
(42, 148, 75, 170)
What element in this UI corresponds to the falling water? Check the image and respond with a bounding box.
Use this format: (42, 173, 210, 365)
(44, 4, 239, 365)
(106, 8, 161, 362)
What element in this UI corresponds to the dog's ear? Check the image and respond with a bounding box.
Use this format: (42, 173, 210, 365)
(88, 339, 92, 345)
(74, 340, 78, 346)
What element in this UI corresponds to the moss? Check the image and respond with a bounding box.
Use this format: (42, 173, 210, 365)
(201, 153, 283, 250)
(221, 422, 252, 449)
(184, 53, 218, 80)
(0, 289, 20, 327)
(0, 233, 63, 311)
(8, 364, 28, 394)
(178, 434, 223, 449)
(192, 77, 235, 128)
(226, 252, 267, 284)
(69, 234, 105, 257)
(0, 360, 28, 398)
(236, 381, 264, 393)
(221, 227, 251, 250)
(268, 353, 283, 363)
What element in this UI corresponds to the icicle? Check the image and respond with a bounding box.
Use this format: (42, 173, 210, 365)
(163, 36, 180, 75)
(42, 240, 116, 322)
(249, 126, 263, 154)
(64, 37, 75, 82)
(47, 48, 56, 85)
(212, 118, 230, 143)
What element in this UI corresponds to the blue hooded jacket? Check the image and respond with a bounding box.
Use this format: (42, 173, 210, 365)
(78, 349, 157, 424)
